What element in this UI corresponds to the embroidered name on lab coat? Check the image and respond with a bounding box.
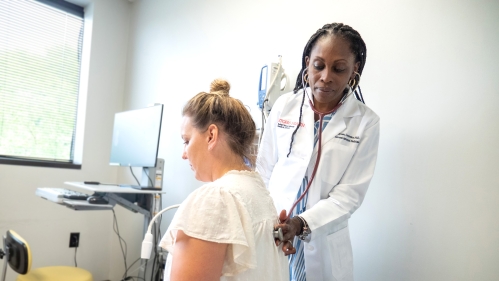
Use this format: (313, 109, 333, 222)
(335, 133, 360, 143)
(277, 119, 305, 129)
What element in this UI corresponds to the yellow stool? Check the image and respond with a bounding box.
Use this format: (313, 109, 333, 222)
(17, 266, 93, 281)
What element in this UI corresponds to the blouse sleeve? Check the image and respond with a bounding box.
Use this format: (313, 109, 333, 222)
(159, 184, 257, 276)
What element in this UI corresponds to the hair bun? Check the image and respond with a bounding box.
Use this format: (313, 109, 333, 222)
(210, 79, 230, 96)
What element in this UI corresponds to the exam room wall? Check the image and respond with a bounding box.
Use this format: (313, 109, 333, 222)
(0, 1, 136, 281)
(123, 0, 499, 280)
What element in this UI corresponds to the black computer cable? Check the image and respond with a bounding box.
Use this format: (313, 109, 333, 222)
(156, 200, 164, 281)
(143, 167, 155, 187)
(130, 166, 141, 187)
(150, 224, 157, 281)
(151, 196, 164, 281)
(127, 277, 145, 281)
(112, 209, 129, 281)
(147, 195, 164, 281)
(125, 257, 140, 275)
(129, 166, 155, 188)
(150, 213, 160, 280)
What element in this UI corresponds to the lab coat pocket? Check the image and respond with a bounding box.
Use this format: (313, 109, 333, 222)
(326, 226, 354, 281)
(320, 142, 356, 185)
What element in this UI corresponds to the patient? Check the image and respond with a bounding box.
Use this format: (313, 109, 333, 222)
(159, 79, 289, 281)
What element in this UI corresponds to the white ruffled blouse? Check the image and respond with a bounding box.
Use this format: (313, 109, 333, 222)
(159, 170, 289, 281)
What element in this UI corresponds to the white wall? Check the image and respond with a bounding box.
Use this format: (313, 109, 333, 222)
(3, 0, 497, 280)
(124, 0, 499, 280)
(0, 1, 135, 281)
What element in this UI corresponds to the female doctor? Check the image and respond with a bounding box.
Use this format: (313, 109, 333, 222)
(256, 23, 380, 281)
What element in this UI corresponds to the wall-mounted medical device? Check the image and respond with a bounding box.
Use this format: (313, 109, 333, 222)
(258, 55, 288, 118)
(257, 56, 288, 146)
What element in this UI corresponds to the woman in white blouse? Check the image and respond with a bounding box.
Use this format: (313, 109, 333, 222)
(159, 79, 289, 281)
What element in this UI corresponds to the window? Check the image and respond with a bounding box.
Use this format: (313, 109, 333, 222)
(0, 0, 84, 169)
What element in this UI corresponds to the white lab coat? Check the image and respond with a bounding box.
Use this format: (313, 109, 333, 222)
(256, 89, 380, 281)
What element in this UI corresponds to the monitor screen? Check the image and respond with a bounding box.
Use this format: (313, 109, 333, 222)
(109, 104, 163, 168)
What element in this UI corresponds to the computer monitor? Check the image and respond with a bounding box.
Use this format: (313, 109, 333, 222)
(109, 104, 163, 168)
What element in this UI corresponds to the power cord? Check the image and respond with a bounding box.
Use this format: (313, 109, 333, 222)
(112, 209, 129, 281)
(150, 202, 163, 281)
(148, 195, 164, 281)
(122, 257, 147, 281)
(130, 166, 141, 186)
(122, 277, 145, 281)
(143, 167, 155, 187)
(74, 247, 78, 267)
(112, 182, 164, 281)
(129, 166, 155, 188)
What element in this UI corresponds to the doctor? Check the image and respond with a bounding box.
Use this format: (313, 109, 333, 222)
(257, 23, 380, 281)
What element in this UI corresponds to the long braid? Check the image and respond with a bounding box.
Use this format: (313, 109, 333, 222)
(286, 90, 306, 157)
(287, 23, 367, 157)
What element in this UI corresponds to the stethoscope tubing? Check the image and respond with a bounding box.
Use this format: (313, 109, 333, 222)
(285, 93, 344, 220)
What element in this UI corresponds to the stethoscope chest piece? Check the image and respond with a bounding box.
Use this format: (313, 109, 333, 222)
(273, 227, 283, 242)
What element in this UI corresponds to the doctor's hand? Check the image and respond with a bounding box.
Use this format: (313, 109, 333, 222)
(274, 210, 302, 256)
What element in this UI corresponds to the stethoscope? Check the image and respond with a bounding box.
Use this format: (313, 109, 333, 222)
(273, 69, 354, 242)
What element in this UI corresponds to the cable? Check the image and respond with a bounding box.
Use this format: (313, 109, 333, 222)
(150, 195, 164, 281)
(142, 204, 179, 280)
(151, 223, 158, 281)
(151, 221, 158, 279)
(141, 200, 180, 280)
(152, 215, 164, 281)
(74, 247, 77, 267)
(142, 196, 151, 281)
(142, 167, 154, 187)
(131, 166, 155, 188)
(126, 257, 141, 273)
(155, 197, 164, 281)
(130, 166, 141, 186)
(112, 209, 129, 281)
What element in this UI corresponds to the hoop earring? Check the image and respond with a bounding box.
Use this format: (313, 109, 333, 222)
(301, 67, 309, 88)
(348, 71, 361, 88)
(348, 78, 356, 88)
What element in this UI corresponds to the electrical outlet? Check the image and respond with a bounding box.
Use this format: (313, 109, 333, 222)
(69, 232, 80, 248)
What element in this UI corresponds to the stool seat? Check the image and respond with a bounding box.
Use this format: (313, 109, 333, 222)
(17, 266, 93, 281)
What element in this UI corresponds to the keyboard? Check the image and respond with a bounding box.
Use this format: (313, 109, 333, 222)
(36, 187, 89, 203)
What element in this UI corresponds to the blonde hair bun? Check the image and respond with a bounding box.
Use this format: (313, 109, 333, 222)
(210, 79, 230, 96)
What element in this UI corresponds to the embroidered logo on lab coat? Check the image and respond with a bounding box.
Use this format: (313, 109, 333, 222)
(335, 133, 360, 143)
(277, 119, 305, 129)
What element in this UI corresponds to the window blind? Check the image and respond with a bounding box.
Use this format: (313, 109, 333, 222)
(0, 0, 84, 168)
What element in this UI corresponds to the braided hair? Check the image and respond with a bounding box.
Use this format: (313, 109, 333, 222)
(286, 23, 367, 157)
